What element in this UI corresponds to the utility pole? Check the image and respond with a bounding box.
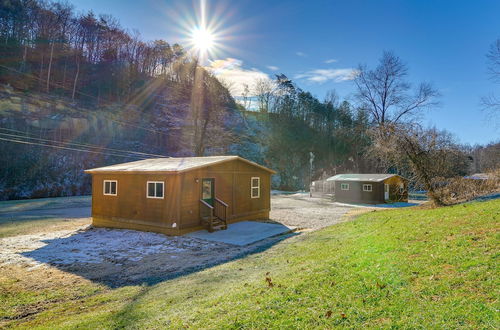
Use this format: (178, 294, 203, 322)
(309, 151, 314, 197)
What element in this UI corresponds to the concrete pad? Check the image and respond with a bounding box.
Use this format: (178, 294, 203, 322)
(186, 221, 296, 246)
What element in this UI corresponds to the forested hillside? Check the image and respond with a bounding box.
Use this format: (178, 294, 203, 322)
(0, 0, 496, 200)
(0, 0, 376, 199)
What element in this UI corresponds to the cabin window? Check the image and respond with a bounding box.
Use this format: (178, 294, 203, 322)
(399, 183, 404, 194)
(251, 177, 260, 198)
(340, 183, 349, 190)
(147, 181, 164, 199)
(103, 180, 117, 196)
(363, 184, 372, 192)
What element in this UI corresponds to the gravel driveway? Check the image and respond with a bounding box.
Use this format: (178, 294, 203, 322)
(269, 193, 357, 230)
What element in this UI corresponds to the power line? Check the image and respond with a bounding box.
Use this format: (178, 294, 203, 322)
(0, 136, 153, 158)
(0, 127, 168, 158)
(0, 132, 157, 159)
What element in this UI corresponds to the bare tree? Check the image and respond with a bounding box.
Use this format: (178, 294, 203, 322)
(372, 123, 470, 205)
(487, 39, 500, 80)
(253, 77, 275, 113)
(354, 51, 439, 126)
(324, 89, 339, 108)
(482, 39, 500, 127)
(240, 83, 252, 110)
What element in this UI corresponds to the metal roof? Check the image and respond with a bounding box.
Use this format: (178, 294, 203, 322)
(326, 173, 400, 182)
(85, 156, 276, 174)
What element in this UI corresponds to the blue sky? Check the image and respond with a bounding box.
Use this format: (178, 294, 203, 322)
(69, 0, 500, 145)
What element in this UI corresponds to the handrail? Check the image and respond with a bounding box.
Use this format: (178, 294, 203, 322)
(214, 198, 228, 221)
(215, 197, 228, 207)
(200, 199, 214, 209)
(200, 197, 228, 232)
(200, 199, 214, 232)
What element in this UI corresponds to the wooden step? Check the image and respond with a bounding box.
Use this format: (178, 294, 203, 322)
(201, 216, 227, 232)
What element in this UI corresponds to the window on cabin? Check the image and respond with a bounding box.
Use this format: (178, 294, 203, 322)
(147, 181, 164, 199)
(341, 183, 349, 190)
(399, 183, 404, 194)
(103, 180, 117, 196)
(363, 184, 372, 192)
(251, 177, 260, 198)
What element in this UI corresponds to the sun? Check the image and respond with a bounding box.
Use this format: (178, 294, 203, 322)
(168, 0, 237, 62)
(191, 27, 214, 53)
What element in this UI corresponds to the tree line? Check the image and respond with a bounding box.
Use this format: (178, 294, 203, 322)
(0, 0, 201, 105)
(0, 0, 237, 155)
(244, 49, 498, 202)
(237, 74, 371, 190)
(0, 0, 498, 202)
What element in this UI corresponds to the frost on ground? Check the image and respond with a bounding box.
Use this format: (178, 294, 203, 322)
(0, 225, 239, 286)
(0, 194, 358, 286)
(0, 225, 220, 267)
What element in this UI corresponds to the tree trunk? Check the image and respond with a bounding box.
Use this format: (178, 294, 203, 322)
(39, 54, 44, 91)
(46, 41, 54, 93)
(62, 56, 67, 91)
(72, 58, 80, 101)
(20, 44, 27, 72)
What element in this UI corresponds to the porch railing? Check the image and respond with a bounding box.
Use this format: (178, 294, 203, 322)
(199, 198, 228, 232)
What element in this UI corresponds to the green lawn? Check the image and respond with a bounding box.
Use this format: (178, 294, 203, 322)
(2, 199, 499, 329)
(0, 196, 91, 238)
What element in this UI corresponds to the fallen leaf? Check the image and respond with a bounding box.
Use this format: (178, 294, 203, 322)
(325, 311, 332, 318)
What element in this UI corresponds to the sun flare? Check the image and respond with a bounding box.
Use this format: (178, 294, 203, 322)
(191, 27, 215, 53)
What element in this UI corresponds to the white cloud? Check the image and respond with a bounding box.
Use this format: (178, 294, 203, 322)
(324, 58, 338, 63)
(207, 58, 271, 97)
(296, 51, 306, 57)
(267, 65, 279, 71)
(295, 68, 358, 83)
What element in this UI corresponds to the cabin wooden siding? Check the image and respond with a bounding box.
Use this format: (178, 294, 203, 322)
(334, 176, 408, 204)
(91, 173, 181, 234)
(89, 158, 272, 235)
(334, 180, 384, 204)
(178, 159, 271, 230)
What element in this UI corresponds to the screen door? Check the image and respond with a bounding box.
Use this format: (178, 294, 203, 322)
(202, 178, 215, 206)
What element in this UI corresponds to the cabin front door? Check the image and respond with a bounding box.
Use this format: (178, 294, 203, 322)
(202, 178, 215, 206)
(384, 184, 390, 200)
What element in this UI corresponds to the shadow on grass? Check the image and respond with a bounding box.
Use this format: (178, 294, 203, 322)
(20, 225, 298, 289)
(0, 207, 90, 224)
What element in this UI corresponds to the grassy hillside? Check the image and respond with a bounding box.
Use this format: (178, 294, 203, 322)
(2, 200, 499, 328)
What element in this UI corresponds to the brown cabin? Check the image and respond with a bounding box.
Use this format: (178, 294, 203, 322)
(327, 174, 408, 204)
(84, 156, 275, 235)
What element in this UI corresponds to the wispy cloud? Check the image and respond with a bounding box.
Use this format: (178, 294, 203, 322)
(208, 58, 271, 97)
(295, 68, 358, 83)
(267, 65, 279, 71)
(324, 58, 338, 63)
(296, 51, 306, 57)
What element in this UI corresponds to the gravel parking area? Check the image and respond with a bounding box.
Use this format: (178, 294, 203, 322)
(269, 193, 357, 230)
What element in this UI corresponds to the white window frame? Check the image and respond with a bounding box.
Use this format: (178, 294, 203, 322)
(146, 181, 165, 199)
(399, 183, 404, 194)
(340, 183, 349, 191)
(251, 177, 260, 199)
(103, 180, 117, 196)
(363, 184, 372, 192)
